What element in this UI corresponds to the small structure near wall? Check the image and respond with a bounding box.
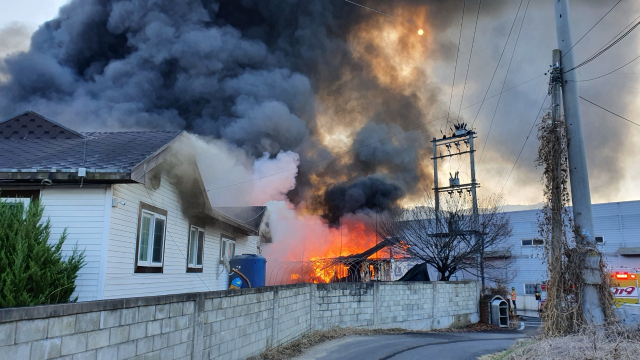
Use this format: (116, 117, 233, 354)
(479, 294, 509, 327)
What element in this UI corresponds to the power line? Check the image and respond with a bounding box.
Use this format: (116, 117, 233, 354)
(206, 73, 545, 193)
(501, 95, 550, 193)
(445, 0, 467, 125)
(570, 54, 640, 82)
(565, 18, 640, 73)
(562, 0, 622, 59)
(494, 83, 547, 188)
(479, 0, 531, 162)
(471, 0, 526, 127)
(457, 0, 483, 121)
(580, 96, 640, 128)
(595, 13, 640, 54)
(342, 0, 420, 27)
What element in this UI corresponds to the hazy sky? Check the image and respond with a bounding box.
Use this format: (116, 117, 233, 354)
(0, 0, 68, 29)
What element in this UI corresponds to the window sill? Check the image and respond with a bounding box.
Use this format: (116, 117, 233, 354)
(187, 267, 203, 273)
(135, 265, 163, 273)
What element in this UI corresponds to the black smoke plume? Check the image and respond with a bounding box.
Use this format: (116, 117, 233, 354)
(0, 0, 479, 223)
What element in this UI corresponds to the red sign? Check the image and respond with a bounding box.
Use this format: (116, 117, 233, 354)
(612, 286, 638, 298)
(541, 284, 547, 291)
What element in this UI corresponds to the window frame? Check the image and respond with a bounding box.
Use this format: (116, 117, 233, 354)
(521, 238, 544, 247)
(134, 202, 168, 273)
(1, 190, 40, 217)
(220, 235, 236, 262)
(0, 189, 40, 200)
(595, 235, 605, 244)
(187, 225, 205, 273)
(524, 283, 538, 295)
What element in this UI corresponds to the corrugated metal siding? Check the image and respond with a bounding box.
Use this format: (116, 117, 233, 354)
(103, 175, 257, 299)
(493, 201, 640, 299)
(40, 187, 108, 302)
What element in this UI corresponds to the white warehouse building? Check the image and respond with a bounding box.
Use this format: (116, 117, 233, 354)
(495, 200, 640, 310)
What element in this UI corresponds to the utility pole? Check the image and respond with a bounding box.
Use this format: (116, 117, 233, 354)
(469, 134, 482, 291)
(554, 0, 604, 325)
(432, 124, 480, 285)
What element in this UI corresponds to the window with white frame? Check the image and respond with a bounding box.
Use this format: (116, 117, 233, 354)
(187, 226, 204, 272)
(524, 283, 538, 295)
(521, 238, 544, 246)
(595, 235, 605, 244)
(1, 197, 30, 213)
(1, 190, 38, 213)
(135, 203, 167, 273)
(220, 235, 236, 262)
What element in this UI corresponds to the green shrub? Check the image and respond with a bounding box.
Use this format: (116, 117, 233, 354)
(0, 198, 85, 308)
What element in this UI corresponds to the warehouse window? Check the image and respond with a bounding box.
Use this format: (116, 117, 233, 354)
(187, 225, 204, 273)
(135, 203, 167, 273)
(524, 283, 537, 295)
(522, 239, 544, 246)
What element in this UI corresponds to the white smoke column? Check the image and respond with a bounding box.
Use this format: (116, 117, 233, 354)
(261, 201, 336, 262)
(250, 151, 300, 205)
(185, 134, 299, 206)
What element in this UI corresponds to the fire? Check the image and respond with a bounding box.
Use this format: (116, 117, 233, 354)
(263, 209, 410, 285)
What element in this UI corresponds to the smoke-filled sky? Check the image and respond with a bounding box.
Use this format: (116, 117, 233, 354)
(1, 0, 639, 221)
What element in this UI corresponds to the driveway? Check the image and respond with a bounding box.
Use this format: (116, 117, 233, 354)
(294, 317, 541, 360)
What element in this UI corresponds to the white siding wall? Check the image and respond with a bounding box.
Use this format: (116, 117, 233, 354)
(104, 175, 257, 299)
(40, 186, 109, 302)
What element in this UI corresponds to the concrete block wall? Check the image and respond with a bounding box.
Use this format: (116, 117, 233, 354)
(0, 294, 197, 360)
(201, 289, 274, 360)
(313, 283, 375, 330)
(377, 282, 435, 330)
(0, 281, 478, 360)
(271, 285, 311, 347)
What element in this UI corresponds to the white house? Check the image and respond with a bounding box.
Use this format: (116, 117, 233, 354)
(0, 111, 265, 302)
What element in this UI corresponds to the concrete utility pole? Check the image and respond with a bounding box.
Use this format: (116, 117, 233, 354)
(554, 0, 604, 325)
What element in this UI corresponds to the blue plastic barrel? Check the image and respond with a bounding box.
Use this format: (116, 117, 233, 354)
(229, 254, 266, 288)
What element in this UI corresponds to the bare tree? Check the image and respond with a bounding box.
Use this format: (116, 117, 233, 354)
(376, 184, 514, 286)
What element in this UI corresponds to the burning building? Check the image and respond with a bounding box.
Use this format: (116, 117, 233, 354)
(0, 0, 535, 280)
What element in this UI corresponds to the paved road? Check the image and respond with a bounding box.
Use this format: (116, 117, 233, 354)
(294, 317, 541, 360)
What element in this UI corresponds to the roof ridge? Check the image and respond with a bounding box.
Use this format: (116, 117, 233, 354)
(0, 110, 85, 139)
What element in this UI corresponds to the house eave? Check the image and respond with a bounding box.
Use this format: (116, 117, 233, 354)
(205, 208, 259, 235)
(0, 170, 133, 183)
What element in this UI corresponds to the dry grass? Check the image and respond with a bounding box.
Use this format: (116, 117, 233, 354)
(249, 322, 506, 360)
(480, 325, 640, 360)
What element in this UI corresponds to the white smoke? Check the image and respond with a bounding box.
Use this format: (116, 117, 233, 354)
(185, 134, 299, 207)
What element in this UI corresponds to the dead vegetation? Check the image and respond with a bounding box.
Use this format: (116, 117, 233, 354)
(535, 112, 615, 336)
(480, 325, 640, 360)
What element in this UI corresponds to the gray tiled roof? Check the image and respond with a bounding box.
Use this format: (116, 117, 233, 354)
(0, 111, 84, 140)
(0, 130, 183, 171)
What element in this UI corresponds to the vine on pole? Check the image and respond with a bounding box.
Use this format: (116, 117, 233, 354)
(535, 111, 616, 336)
